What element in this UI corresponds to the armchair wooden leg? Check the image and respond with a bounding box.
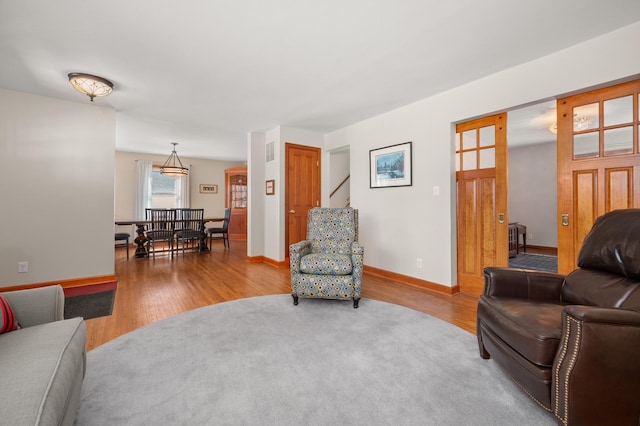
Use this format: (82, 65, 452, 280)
(353, 298, 360, 309)
(292, 295, 298, 305)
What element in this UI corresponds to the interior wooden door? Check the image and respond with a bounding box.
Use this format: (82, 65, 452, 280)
(225, 166, 247, 241)
(557, 79, 640, 274)
(456, 113, 508, 296)
(285, 143, 320, 258)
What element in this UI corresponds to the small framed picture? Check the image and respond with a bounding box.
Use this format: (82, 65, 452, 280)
(265, 179, 275, 195)
(369, 141, 412, 188)
(200, 184, 218, 194)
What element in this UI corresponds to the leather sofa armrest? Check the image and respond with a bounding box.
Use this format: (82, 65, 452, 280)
(3, 285, 64, 327)
(552, 306, 640, 425)
(483, 267, 564, 301)
(564, 305, 640, 325)
(289, 240, 311, 271)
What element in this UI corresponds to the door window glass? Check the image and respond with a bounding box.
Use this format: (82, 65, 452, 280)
(604, 95, 633, 126)
(573, 132, 599, 159)
(604, 127, 633, 156)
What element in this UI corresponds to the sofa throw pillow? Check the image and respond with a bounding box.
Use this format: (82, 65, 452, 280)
(0, 294, 19, 334)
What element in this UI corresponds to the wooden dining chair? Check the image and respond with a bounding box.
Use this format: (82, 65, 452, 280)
(207, 207, 231, 252)
(114, 232, 130, 259)
(145, 208, 177, 259)
(175, 208, 205, 255)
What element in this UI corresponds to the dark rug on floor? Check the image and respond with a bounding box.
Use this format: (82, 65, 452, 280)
(64, 290, 115, 320)
(509, 253, 557, 272)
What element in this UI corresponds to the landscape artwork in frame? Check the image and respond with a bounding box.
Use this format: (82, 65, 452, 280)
(369, 141, 412, 188)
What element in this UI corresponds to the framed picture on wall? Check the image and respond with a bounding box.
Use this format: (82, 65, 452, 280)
(369, 141, 412, 188)
(200, 184, 218, 194)
(265, 179, 275, 195)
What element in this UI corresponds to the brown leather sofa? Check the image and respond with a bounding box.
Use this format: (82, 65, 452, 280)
(477, 209, 640, 425)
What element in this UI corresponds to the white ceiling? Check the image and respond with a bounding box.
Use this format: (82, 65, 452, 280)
(1, 1, 639, 160)
(507, 100, 557, 148)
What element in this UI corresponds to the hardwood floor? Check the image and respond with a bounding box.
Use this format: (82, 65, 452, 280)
(86, 242, 478, 351)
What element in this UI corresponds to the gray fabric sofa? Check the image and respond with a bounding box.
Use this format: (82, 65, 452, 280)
(0, 285, 86, 426)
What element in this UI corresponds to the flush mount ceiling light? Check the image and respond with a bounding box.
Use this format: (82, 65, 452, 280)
(549, 114, 592, 134)
(68, 73, 113, 102)
(160, 143, 189, 176)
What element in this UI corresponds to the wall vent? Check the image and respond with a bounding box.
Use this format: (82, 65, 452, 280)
(266, 141, 275, 163)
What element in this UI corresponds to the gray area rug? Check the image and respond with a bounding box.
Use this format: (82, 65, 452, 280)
(77, 295, 555, 425)
(509, 253, 557, 273)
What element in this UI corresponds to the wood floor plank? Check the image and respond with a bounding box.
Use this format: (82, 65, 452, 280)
(86, 242, 478, 351)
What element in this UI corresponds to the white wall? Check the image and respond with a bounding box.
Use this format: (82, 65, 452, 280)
(247, 132, 265, 258)
(328, 148, 350, 208)
(320, 22, 640, 288)
(0, 89, 115, 287)
(115, 151, 243, 235)
(256, 126, 324, 262)
(508, 142, 557, 248)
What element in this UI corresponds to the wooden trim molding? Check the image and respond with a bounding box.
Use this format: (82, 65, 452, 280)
(247, 256, 288, 268)
(364, 265, 460, 296)
(251, 256, 458, 294)
(1, 274, 117, 297)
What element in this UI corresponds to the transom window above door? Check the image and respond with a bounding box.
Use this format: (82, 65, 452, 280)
(456, 125, 496, 171)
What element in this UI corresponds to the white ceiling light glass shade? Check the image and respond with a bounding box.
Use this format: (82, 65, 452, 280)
(160, 143, 189, 176)
(68, 73, 114, 102)
(549, 114, 593, 134)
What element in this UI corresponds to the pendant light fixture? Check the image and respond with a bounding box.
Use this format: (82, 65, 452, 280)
(548, 114, 592, 134)
(68, 73, 114, 102)
(160, 143, 189, 176)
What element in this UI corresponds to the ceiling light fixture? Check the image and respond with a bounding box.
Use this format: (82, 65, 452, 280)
(549, 114, 592, 134)
(68, 73, 114, 102)
(160, 143, 189, 176)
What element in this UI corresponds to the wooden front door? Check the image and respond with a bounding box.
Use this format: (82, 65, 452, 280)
(285, 143, 320, 257)
(456, 113, 508, 296)
(557, 79, 640, 274)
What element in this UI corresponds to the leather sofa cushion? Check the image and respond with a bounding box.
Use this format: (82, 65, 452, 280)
(300, 253, 353, 275)
(578, 208, 640, 280)
(562, 269, 640, 311)
(478, 296, 564, 367)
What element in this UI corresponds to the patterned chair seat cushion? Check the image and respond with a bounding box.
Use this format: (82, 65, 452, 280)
(300, 253, 352, 275)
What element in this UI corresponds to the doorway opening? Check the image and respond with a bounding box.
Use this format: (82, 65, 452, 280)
(506, 100, 558, 272)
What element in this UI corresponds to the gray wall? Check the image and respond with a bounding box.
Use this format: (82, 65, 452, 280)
(0, 88, 115, 287)
(508, 142, 557, 248)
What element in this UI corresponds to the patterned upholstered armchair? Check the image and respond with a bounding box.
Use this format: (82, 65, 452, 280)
(289, 207, 364, 308)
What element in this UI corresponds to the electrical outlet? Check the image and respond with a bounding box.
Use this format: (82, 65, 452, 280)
(416, 258, 423, 268)
(433, 186, 440, 196)
(18, 261, 28, 273)
(528, 233, 533, 241)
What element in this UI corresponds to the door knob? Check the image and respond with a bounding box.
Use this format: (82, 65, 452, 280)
(289, 210, 295, 214)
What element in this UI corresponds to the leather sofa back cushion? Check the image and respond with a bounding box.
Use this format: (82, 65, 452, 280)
(578, 208, 640, 280)
(562, 269, 640, 310)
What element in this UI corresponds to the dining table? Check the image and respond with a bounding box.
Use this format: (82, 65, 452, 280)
(115, 217, 224, 258)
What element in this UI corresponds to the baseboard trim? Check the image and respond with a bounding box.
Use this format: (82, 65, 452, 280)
(364, 265, 459, 296)
(2, 275, 118, 297)
(248, 256, 458, 294)
(246, 255, 287, 268)
(525, 245, 558, 255)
